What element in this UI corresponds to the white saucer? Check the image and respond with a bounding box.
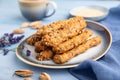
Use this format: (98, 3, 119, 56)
(69, 5, 109, 21)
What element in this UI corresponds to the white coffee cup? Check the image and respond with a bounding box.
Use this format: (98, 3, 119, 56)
(19, 0, 57, 21)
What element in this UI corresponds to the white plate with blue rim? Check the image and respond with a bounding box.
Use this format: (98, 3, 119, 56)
(16, 20, 112, 69)
(69, 5, 109, 21)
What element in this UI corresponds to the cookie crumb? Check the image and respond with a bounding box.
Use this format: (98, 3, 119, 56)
(13, 28, 25, 34)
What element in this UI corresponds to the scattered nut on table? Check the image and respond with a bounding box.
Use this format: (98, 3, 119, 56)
(24, 78, 32, 80)
(39, 72, 51, 80)
(15, 69, 34, 77)
(13, 28, 25, 34)
(21, 22, 30, 28)
(29, 21, 43, 29)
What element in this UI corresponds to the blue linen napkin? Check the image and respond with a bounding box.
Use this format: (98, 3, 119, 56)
(69, 6, 120, 80)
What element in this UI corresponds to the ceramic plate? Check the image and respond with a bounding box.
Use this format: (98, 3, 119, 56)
(16, 20, 112, 69)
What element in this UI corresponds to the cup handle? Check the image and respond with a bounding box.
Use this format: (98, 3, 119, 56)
(45, 1, 57, 17)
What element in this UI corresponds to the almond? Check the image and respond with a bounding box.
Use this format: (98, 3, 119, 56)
(24, 78, 32, 80)
(30, 21, 43, 29)
(39, 72, 51, 80)
(21, 22, 30, 28)
(15, 69, 34, 77)
(13, 28, 25, 34)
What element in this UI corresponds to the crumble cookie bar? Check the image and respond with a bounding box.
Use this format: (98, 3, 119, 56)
(53, 30, 93, 53)
(42, 20, 66, 35)
(36, 17, 86, 36)
(36, 20, 66, 35)
(42, 17, 87, 47)
(53, 36, 102, 64)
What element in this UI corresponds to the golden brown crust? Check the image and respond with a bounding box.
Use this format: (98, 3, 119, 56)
(36, 20, 66, 36)
(42, 20, 66, 35)
(27, 34, 41, 45)
(53, 36, 102, 64)
(36, 50, 54, 60)
(52, 30, 93, 53)
(42, 17, 87, 47)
